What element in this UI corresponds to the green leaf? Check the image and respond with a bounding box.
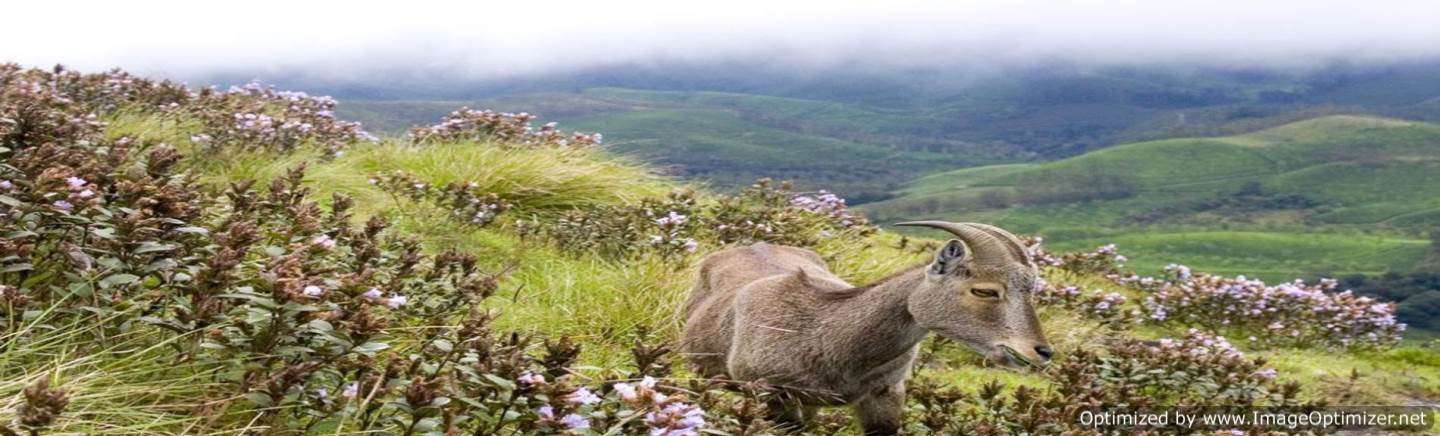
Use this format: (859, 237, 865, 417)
(482, 374, 516, 390)
(5, 230, 37, 239)
(306, 319, 334, 333)
(432, 339, 453, 352)
(97, 257, 124, 270)
(353, 341, 390, 355)
(68, 282, 93, 297)
(0, 195, 20, 207)
(100, 274, 140, 288)
(1, 263, 33, 273)
(134, 242, 176, 254)
(174, 226, 209, 235)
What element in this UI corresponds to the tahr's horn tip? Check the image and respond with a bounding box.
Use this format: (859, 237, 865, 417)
(892, 221, 939, 227)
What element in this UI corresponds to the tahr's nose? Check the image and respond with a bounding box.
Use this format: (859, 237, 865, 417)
(1034, 345, 1054, 361)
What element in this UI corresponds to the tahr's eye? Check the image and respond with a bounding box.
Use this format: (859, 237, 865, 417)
(970, 287, 1000, 298)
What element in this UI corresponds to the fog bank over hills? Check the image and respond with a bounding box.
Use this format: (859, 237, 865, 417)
(6, 0, 1440, 96)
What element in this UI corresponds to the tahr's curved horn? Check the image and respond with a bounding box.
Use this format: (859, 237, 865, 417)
(894, 221, 1015, 266)
(955, 222, 1034, 267)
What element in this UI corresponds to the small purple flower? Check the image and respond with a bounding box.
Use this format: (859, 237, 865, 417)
(681, 238, 698, 252)
(656, 211, 688, 226)
(645, 402, 706, 435)
(567, 387, 601, 405)
(316, 388, 329, 397)
(302, 285, 325, 298)
(614, 382, 638, 401)
(537, 405, 555, 419)
(1256, 368, 1277, 378)
(559, 414, 590, 430)
(385, 295, 408, 309)
(362, 288, 383, 300)
(77, 189, 95, 198)
(312, 234, 337, 250)
(65, 176, 87, 188)
(517, 371, 546, 386)
(342, 383, 359, 399)
(52, 200, 74, 210)
(0, 180, 12, 190)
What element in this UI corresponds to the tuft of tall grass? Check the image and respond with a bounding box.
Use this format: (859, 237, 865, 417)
(0, 308, 225, 434)
(325, 141, 670, 216)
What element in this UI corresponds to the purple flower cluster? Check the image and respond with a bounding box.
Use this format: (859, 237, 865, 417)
(1092, 291, 1127, 315)
(1017, 237, 1126, 275)
(614, 377, 707, 435)
(1035, 283, 1136, 328)
(408, 108, 601, 149)
(1157, 328, 1244, 360)
(789, 190, 866, 229)
(190, 81, 376, 156)
(1056, 243, 1129, 277)
(650, 211, 700, 253)
(1020, 236, 1064, 267)
(2, 65, 376, 158)
(1115, 265, 1405, 349)
(1, 67, 109, 148)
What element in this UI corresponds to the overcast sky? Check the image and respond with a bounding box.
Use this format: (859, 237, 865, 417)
(6, 0, 1440, 81)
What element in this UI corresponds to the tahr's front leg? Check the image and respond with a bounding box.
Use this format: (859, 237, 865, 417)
(854, 382, 905, 435)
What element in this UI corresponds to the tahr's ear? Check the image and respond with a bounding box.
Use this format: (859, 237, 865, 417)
(929, 239, 967, 276)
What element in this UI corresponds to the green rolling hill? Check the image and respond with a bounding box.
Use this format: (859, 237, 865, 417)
(860, 115, 1440, 281)
(333, 65, 1440, 200)
(336, 89, 1030, 200)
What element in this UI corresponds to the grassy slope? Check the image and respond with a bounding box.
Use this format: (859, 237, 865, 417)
(243, 141, 1440, 408)
(862, 115, 1440, 281)
(40, 111, 1435, 434)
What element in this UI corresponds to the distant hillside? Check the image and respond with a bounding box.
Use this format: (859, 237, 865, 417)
(860, 116, 1440, 323)
(337, 89, 1029, 200)
(334, 63, 1440, 200)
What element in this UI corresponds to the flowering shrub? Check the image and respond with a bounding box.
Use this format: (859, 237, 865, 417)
(1, 64, 191, 119)
(708, 178, 872, 246)
(408, 108, 601, 148)
(1057, 243, 1129, 277)
(1116, 265, 1406, 349)
(1020, 235, 1063, 267)
(0, 115, 721, 433)
(908, 330, 1313, 434)
(369, 170, 513, 227)
(788, 189, 863, 229)
(0, 66, 108, 149)
(188, 81, 376, 156)
(1036, 283, 1137, 329)
(1, 64, 374, 158)
(517, 188, 705, 259)
(518, 179, 875, 259)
